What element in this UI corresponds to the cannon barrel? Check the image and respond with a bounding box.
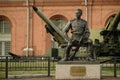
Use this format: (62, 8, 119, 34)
(32, 6, 69, 44)
(105, 16, 114, 30)
(107, 10, 120, 30)
(100, 10, 120, 35)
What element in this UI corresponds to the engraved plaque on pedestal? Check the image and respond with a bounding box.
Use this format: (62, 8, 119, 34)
(70, 66, 86, 76)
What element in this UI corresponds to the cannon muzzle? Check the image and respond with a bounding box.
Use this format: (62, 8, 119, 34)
(33, 6, 38, 12)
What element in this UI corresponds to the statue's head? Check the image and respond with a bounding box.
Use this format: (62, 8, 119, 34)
(75, 8, 82, 19)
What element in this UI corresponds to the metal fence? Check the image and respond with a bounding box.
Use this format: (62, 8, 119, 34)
(0, 56, 56, 79)
(0, 56, 120, 79)
(99, 57, 120, 77)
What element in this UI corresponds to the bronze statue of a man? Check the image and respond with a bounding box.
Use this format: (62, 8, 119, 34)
(62, 8, 90, 61)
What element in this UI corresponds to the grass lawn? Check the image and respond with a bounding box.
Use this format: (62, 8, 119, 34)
(0, 70, 55, 79)
(1, 68, 120, 78)
(102, 68, 120, 76)
(0, 61, 56, 79)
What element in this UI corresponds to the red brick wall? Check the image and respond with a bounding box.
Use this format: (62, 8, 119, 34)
(0, 7, 27, 56)
(0, 0, 120, 56)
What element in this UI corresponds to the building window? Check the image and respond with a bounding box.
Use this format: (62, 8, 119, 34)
(0, 19, 11, 34)
(5, 41, 11, 55)
(0, 42, 2, 55)
(50, 15, 68, 48)
(0, 17, 11, 56)
(52, 19, 67, 31)
(105, 14, 120, 30)
(50, 15, 68, 31)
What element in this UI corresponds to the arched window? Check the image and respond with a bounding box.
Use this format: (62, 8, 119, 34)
(0, 17, 11, 56)
(0, 19, 11, 33)
(105, 14, 120, 30)
(50, 15, 68, 31)
(118, 21, 120, 30)
(50, 15, 68, 48)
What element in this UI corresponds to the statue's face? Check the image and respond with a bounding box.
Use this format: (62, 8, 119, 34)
(75, 10, 82, 19)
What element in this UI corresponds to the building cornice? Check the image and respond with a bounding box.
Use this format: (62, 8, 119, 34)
(92, 0, 120, 6)
(0, 0, 120, 7)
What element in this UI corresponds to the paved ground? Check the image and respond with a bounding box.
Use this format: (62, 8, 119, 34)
(2, 76, 120, 80)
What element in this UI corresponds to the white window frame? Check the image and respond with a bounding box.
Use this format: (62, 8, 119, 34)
(0, 18, 11, 56)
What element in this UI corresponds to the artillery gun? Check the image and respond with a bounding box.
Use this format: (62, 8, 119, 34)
(94, 10, 120, 57)
(32, 6, 71, 59)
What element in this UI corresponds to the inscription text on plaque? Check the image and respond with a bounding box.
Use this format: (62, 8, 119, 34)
(70, 66, 86, 76)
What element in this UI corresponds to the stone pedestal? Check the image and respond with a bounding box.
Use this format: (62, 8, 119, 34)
(55, 61, 101, 80)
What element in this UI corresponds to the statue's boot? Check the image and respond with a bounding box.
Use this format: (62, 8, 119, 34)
(70, 47, 79, 61)
(87, 56, 94, 61)
(61, 57, 69, 61)
(69, 53, 75, 61)
(61, 45, 72, 61)
(61, 53, 69, 61)
(86, 53, 94, 61)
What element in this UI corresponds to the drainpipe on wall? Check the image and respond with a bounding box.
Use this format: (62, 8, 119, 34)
(85, 0, 88, 22)
(23, 0, 33, 56)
